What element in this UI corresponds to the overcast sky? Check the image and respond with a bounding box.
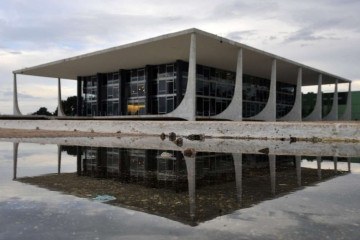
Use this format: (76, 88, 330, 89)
(1, 0, 359, 114)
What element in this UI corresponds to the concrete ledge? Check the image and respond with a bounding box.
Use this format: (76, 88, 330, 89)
(0, 120, 359, 141)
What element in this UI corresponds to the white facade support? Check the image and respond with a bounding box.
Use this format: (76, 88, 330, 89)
(213, 48, 243, 120)
(269, 155, 276, 195)
(247, 59, 277, 121)
(13, 73, 22, 116)
(57, 78, 66, 117)
(232, 153, 242, 205)
(304, 74, 322, 121)
(13, 142, 19, 180)
(279, 68, 302, 121)
(340, 82, 352, 121)
(334, 156, 338, 172)
(166, 33, 196, 121)
(184, 152, 196, 220)
(57, 145, 62, 174)
(323, 80, 338, 121)
(317, 156, 322, 180)
(296, 156, 301, 187)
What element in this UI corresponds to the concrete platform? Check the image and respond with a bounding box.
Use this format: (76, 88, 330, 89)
(0, 119, 359, 142)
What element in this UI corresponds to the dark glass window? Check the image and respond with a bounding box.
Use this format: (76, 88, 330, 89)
(167, 81, 174, 94)
(159, 97, 166, 113)
(216, 100, 222, 114)
(158, 80, 166, 94)
(113, 103, 119, 115)
(131, 84, 138, 97)
(166, 65, 174, 74)
(210, 99, 216, 115)
(197, 97, 203, 115)
(197, 80, 203, 95)
(113, 87, 119, 98)
(159, 65, 166, 74)
(204, 82, 210, 96)
(138, 83, 145, 96)
(204, 98, 209, 116)
(210, 82, 216, 96)
(167, 97, 174, 112)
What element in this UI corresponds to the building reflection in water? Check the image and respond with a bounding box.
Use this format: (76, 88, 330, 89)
(14, 144, 351, 226)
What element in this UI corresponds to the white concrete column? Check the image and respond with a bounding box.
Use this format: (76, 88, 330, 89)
(269, 155, 276, 195)
(232, 153, 242, 205)
(317, 156, 322, 180)
(323, 80, 338, 121)
(184, 151, 196, 220)
(57, 78, 66, 117)
(166, 33, 196, 121)
(280, 68, 302, 121)
(340, 82, 352, 120)
(247, 59, 276, 121)
(13, 142, 19, 180)
(304, 74, 322, 121)
(296, 156, 301, 187)
(213, 48, 243, 120)
(13, 73, 22, 116)
(334, 156, 338, 172)
(57, 145, 62, 174)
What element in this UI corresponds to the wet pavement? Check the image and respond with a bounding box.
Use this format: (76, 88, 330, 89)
(0, 140, 360, 240)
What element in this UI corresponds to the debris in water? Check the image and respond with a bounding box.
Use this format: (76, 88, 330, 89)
(169, 132, 177, 141)
(160, 133, 166, 140)
(311, 137, 322, 143)
(258, 147, 269, 154)
(290, 137, 297, 143)
(160, 152, 173, 159)
(183, 148, 196, 157)
(175, 137, 183, 147)
(186, 134, 205, 141)
(92, 195, 116, 202)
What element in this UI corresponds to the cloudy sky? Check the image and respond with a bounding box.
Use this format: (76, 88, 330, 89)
(0, 0, 359, 114)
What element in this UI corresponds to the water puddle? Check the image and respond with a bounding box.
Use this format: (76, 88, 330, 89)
(1, 139, 360, 239)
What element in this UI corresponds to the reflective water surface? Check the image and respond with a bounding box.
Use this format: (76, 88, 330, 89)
(1, 139, 360, 240)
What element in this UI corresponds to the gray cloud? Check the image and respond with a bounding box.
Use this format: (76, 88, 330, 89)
(285, 29, 334, 43)
(9, 51, 22, 55)
(0, 90, 40, 101)
(226, 30, 258, 42)
(280, 1, 360, 37)
(0, 1, 193, 52)
(0, 51, 22, 56)
(211, 0, 278, 19)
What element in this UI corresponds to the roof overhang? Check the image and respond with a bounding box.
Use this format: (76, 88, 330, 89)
(13, 28, 351, 86)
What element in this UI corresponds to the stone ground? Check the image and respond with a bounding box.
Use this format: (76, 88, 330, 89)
(0, 128, 122, 138)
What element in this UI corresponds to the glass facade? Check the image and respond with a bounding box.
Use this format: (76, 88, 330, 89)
(78, 147, 302, 190)
(276, 82, 296, 118)
(243, 74, 270, 118)
(127, 68, 146, 115)
(82, 76, 98, 116)
(78, 61, 296, 119)
(148, 63, 182, 114)
(80, 147, 235, 188)
(104, 72, 120, 116)
(196, 65, 235, 116)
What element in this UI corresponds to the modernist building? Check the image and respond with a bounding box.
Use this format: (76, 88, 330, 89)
(13, 28, 352, 121)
